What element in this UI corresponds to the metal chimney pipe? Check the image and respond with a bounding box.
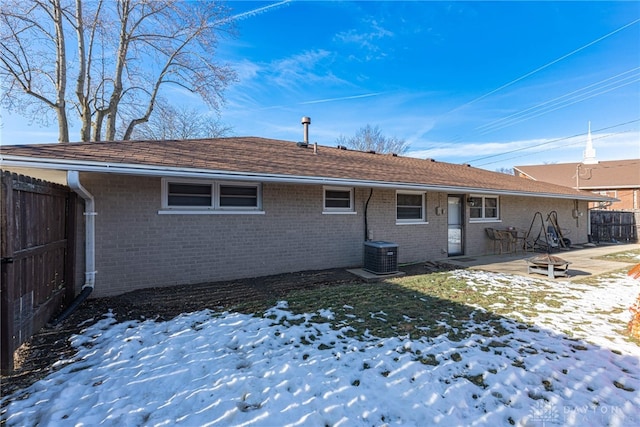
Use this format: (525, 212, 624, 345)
(301, 116, 311, 144)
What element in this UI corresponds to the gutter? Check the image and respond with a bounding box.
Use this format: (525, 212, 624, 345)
(0, 156, 614, 203)
(49, 171, 96, 325)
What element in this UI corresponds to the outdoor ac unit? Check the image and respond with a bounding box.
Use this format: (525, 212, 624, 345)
(363, 241, 398, 275)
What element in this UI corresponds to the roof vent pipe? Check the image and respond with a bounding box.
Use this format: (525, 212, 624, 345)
(301, 116, 311, 144)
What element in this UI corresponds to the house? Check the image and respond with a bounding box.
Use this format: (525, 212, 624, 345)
(514, 124, 640, 211)
(514, 159, 640, 211)
(0, 122, 613, 298)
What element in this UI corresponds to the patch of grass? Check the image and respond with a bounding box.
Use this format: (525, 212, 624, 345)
(573, 268, 632, 285)
(527, 391, 546, 401)
(237, 263, 634, 349)
(595, 249, 640, 264)
(570, 344, 589, 351)
(519, 346, 538, 355)
(613, 380, 634, 392)
(512, 359, 526, 369)
(417, 354, 439, 366)
(280, 274, 512, 341)
(464, 374, 487, 388)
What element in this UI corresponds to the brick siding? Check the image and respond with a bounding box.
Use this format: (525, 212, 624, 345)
(76, 173, 589, 296)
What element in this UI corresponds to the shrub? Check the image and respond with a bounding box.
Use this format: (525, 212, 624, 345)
(628, 264, 640, 341)
(630, 294, 640, 340)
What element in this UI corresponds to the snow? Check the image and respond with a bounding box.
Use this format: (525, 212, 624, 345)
(3, 271, 640, 426)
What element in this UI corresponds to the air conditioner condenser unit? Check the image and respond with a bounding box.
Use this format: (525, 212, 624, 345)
(363, 241, 399, 275)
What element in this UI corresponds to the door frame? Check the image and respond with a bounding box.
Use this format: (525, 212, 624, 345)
(447, 194, 465, 256)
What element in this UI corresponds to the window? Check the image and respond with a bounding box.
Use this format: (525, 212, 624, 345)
(167, 182, 213, 207)
(161, 178, 262, 213)
(219, 184, 259, 209)
(323, 187, 354, 213)
(396, 191, 426, 223)
(469, 195, 499, 220)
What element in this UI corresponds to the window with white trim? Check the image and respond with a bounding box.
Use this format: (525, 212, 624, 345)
(161, 178, 262, 212)
(323, 187, 354, 213)
(218, 183, 259, 209)
(167, 182, 213, 208)
(396, 191, 426, 223)
(468, 195, 499, 220)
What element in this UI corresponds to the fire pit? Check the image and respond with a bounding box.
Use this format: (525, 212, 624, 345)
(526, 254, 571, 279)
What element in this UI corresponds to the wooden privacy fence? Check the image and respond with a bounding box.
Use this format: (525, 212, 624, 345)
(1, 171, 76, 373)
(590, 210, 639, 244)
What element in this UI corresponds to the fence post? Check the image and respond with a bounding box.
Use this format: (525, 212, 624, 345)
(1, 172, 16, 373)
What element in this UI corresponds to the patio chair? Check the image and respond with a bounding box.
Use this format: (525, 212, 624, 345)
(485, 228, 504, 254)
(498, 230, 519, 254)
(513, 230, 528, 253)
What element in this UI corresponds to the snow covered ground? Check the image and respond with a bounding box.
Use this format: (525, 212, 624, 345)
(3, 269, 640, 426)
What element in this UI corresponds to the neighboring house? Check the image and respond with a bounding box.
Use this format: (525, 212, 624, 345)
(1, 128, 612, 297)
(514, 159, 640, 211)
(514, 125, 639, 211)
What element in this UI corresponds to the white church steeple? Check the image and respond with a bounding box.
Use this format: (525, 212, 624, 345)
(582, 121, 598, 164)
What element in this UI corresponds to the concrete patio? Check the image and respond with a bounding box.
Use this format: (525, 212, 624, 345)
(441, 243, 640, 280)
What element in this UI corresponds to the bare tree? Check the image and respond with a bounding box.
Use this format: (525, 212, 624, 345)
(336, 124, 409, 154)
(0, 0, 237, 143)
(130, 102, 232, 140)
(495, 167, 514, 175)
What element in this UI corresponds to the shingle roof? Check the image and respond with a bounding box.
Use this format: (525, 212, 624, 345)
(514, 159, 640, 189)
(0, 137, 609, 201)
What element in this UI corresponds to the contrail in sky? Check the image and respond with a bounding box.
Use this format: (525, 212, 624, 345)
(299, 93, 383, 105)
(227, 0, 292, 22)
(254, 93, 383, 111)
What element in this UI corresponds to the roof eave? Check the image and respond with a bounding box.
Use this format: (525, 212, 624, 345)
(576, 185, 640, 190)
(512, 167, 537, 180)
(0, 156, 611, 202)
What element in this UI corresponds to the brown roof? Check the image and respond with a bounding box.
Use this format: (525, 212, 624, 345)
(514, 159, 640, 189)
(0, 137, 609, 200)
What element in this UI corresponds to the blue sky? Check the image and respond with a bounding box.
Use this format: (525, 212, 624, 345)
(2, 1, 639, 171)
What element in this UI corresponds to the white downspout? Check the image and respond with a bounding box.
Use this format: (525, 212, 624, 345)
(67, 170, 96, 290)
(49, 171, 96, 325)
